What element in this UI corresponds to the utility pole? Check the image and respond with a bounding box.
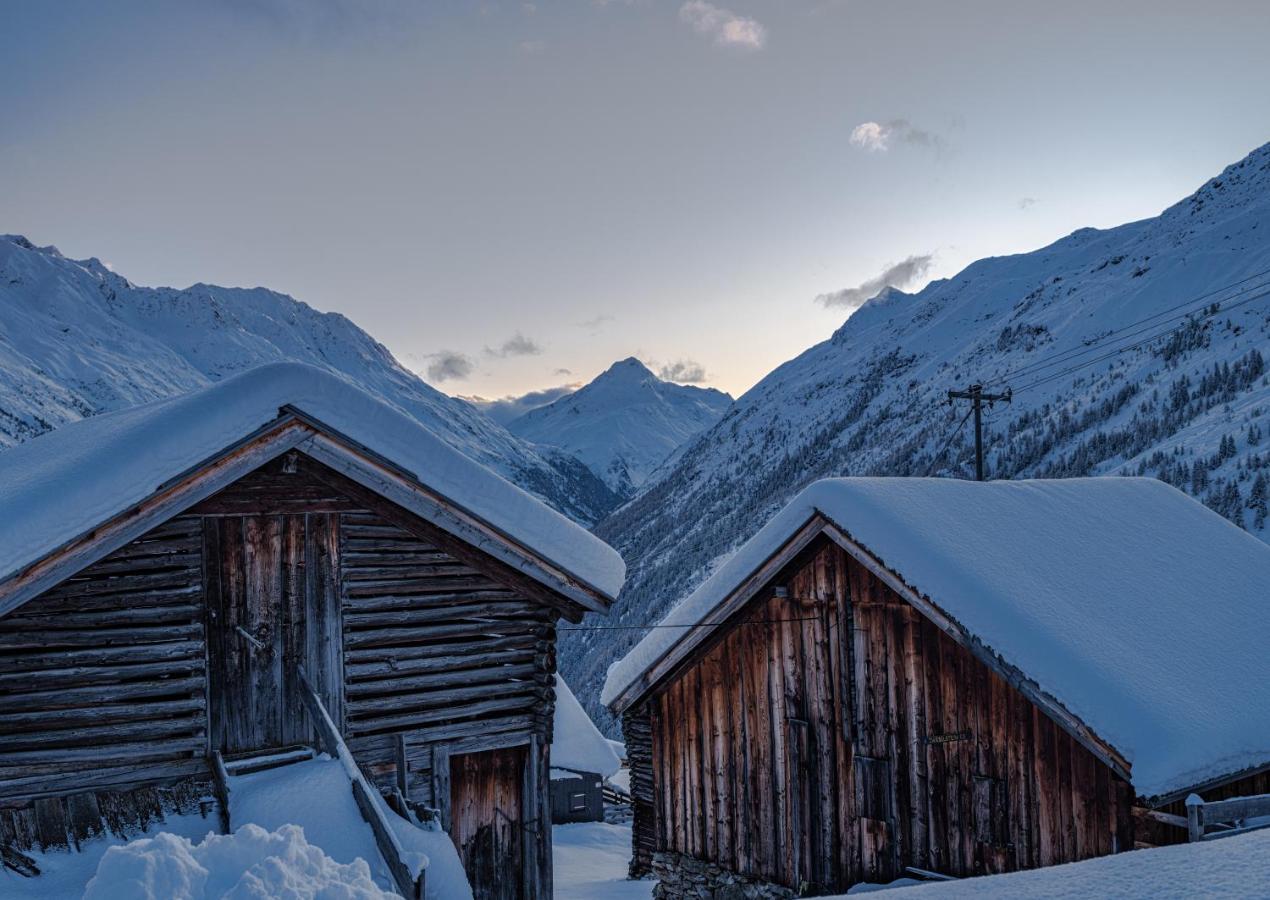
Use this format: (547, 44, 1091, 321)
(947, 384, 1012, 481)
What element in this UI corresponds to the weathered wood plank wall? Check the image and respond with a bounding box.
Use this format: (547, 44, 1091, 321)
(0, 517, 208, 804)
(647, 538, 1135, 892)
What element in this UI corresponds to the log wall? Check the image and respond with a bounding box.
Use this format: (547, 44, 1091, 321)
(0, 517, 209, 805)
(646, 538, 1135, 893)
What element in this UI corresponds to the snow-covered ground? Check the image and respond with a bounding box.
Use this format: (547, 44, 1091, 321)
(0, 757, 470, 900)
(553, 821, 652, 900)
(861, 827, 1270, 899)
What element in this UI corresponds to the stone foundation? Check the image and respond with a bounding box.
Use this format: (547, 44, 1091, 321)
(651, 850, 795, 899)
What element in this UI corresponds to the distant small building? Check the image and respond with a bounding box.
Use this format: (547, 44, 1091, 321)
(551, 674, 622, 824)
(604, 478, 1270, 898)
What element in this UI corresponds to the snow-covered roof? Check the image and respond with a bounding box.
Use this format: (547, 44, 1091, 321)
(603, 477, 1270, 800)
(552, 674, 622, 779)
(0, 363, 625, 612)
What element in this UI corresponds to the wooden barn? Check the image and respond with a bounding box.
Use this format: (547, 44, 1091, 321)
(0, 363, 626, 899)
(549, 674, 622, 824)
(604, 477, 1270, 897)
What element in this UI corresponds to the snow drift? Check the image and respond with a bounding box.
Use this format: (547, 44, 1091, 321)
(83, 824, 394, 900)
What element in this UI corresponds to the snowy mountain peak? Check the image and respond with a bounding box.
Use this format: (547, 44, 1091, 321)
(0, 237, 619, 524)
(506, 358, 732, 499)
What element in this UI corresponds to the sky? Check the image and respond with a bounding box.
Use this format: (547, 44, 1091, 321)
(3, 1, 1269, 403)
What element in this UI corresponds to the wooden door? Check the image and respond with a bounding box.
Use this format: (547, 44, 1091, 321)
(205, 513, 342, 756)
(450, 746, 527, 900)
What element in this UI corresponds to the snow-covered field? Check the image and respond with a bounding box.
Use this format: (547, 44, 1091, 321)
(552, 821, 652, 900)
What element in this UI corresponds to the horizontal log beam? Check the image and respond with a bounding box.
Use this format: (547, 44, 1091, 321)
(0, 640, 202, 675)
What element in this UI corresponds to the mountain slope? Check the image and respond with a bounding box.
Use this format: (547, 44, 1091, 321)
(565, 141, 1270, 732)
(505, 357, 732, 498)
(0, 235, 618, 524)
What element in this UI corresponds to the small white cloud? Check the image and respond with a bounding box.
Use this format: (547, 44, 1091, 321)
(578, 314, 615, 332)
(424, 351, 475, 383)
(658, 359, 708, 383)
(485, 332, 544, 358)
(518, 39, 545, 54)
(849, 119, 944, 153)
(815, 254, 935, 310)
(679, 1, 766, 50)
(1018, 196, 1038, 210)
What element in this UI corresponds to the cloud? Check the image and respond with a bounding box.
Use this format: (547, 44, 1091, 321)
(658, 359, 709, 383)
(485, 332, 543, 358)
(553, 367, 573, 376)
(849, 119, 944, 153)
(679, 1, 767, 50)
(424, 351, 475, 383)
(815, 254, 935, 310)
(464, 383, 582, 425)
(518, 39, 545, 54)
(578, 314, 615, 333)
(1018, 196, 1038, 210)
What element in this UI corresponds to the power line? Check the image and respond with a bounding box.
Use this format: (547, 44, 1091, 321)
(1011, 286, 1270, 395)
(923, 405, 975, 477)
(986, 269, 1270, 388)
(558, 616, 820, 632)
(946, 384, 1012, 480)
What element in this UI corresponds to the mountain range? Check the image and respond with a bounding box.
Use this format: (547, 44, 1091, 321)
(505, 357, 732, 499)
(562, 141, 1270, 733)
(0, 235, 618, 524)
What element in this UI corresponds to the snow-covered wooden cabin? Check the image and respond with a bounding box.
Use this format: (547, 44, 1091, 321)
(603, 478, 1270, 897)
(0, 363, 625, 900)
(549, 674, 622, 824)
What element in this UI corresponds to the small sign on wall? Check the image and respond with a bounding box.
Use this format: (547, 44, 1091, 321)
(923, 730, 973, 746)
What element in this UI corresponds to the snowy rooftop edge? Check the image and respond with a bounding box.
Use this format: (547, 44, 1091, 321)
(0, 362, 626, 605)
(602, 477, 1270, 799)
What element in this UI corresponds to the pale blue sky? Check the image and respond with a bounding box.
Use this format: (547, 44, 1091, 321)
(4, 1, 1269, 399)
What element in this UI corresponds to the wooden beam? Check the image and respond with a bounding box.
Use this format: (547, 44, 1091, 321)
(211, 752, 232, 835)
(295, 665, 425, 899)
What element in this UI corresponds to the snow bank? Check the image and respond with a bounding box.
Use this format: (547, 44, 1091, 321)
(552, 674, 622, 779)
(83, 824, 395, 900)
(0, 362, 625, 612)
(603, 477, 1270, 799)
(860, 827, 1270, 899)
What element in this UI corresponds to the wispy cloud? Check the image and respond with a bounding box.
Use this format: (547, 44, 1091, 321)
(679, 1, 767, 50)
(423, 350, 475, 383)
(815, 254, 934, 310)
(849, 119, 944, 153)
(485, 333, 543, 358)
(578, 314, 615, 333)
(1018, 196, 1038, 210)
(658, 359, 709, 383)
(464, 383, 582, 425)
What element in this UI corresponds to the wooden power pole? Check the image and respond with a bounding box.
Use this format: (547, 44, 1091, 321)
(947, 384, 1012, 481)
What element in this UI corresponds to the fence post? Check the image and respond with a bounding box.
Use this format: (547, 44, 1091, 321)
(1185, 793, 1203, 843)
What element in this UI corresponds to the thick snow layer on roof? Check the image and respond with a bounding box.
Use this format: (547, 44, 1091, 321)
(0, 362, 624, 606)
(604, 477, 1270, 799)
(553, 674, 623, 779)
(853, 827, 1270, 899)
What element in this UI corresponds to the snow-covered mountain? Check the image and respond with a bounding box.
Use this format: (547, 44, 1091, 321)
(565, 141, 1270, 733)
(0, 235, 618, 524)
(505, 357, 732, 498)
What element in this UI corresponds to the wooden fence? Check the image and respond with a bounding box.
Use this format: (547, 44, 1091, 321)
(1185, 792, 1270, 843)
